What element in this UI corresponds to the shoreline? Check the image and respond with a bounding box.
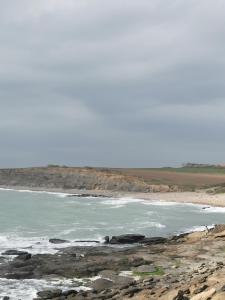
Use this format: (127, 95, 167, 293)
(2, 225, 225, 300)
(1, 185, 225, 207)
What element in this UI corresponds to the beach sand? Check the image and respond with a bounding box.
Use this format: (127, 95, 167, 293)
(1, 185, 225, 207)
(127, 191, 225, 207)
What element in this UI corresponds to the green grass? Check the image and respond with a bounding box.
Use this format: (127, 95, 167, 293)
(148, 167, 225, 174)
(133, 266, 165, 277)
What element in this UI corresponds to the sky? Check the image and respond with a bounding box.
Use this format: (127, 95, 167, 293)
(0, 0, 225, 168)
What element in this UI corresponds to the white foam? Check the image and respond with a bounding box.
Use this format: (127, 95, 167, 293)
(0, 277, 91, 300)
(179, 224, 215, 235)
(145, 211, 154, 216)
(142, 200, 185, 206)
(200, 206, 225, 213)
(100, 197, 144, 208)
(130, 221, 166, 230)
(0, 234, 103, 256)
(0, 187, 69, 198)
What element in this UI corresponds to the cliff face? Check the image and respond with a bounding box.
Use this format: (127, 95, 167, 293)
(0, 167, 177, 193)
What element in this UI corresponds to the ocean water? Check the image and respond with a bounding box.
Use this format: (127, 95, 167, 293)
(0, 188, 225, 299)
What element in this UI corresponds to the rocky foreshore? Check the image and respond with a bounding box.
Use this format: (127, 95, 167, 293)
(2, 226, 225, 299)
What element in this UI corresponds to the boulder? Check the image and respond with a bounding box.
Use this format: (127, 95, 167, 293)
(191, 288, 216, 300)
(15, 253, 32, 261)
(109, 234, 145, 244)
(2, 250, 29, 256)
(49, 238, 68, 244)
(91, 278, 113, 291)
(161, 290, 189, 300)
(5, 271, 33, 279)
(133, 264, 156, 273)
(193, 285, 208, 295)
(37, 289, 62, 299)
(104, 236, 110, 244)
(62, 289, 78, 296)
(141, 237, 167, 245)
(212, 292, 225, 300)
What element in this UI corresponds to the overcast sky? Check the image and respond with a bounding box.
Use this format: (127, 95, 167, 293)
(0, 0, 225, 167)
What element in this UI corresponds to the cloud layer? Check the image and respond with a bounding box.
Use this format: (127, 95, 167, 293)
(0, 0, 225, 167)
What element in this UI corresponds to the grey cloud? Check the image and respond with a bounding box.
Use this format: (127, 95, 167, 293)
(0, 0, 225, 167)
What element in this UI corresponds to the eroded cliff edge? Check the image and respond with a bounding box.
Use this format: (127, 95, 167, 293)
(0, 167, 178, 193)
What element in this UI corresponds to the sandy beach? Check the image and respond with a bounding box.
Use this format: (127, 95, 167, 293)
(128, 191, 225, 207)
(1, 184, 225, 207)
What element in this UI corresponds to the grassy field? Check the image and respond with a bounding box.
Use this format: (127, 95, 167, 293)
(153, 167, 225, 174)
(115, 167, 225, 191)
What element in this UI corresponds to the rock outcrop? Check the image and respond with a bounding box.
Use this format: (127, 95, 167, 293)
(1, 225, 225, 299)
(0, 167, 177, 192)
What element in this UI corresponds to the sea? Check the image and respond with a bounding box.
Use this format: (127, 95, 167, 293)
(0, 188, 225, 299)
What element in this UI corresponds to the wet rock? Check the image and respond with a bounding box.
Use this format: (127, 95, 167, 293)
(69, 193, 109, 198)
(91, 278, 114, 291)
(104, 236, 110, 244)
(2, 250, 29, 256)
(62, 289, 78, 296)
(141, 237, 167, 245)
(37, 289, 62, 299)
(5, 271, 34, 279)
(49, 238, 69, 244)
(15, 253, 32, 261)
(109, 234, 145, 244)
(73, 240, 100, 243)
(0, 256, 7, 263)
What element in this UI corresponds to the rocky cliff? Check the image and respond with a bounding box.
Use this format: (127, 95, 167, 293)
(0, 167, 177, 193)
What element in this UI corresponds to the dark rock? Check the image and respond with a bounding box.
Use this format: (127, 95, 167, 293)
(193, 284, 208, 294)
(68, 193, 108, 198)
(5, 271, 33, 279)
(104, 236, 110, 244)
(0, 256, 7, 263)
(49, 238, 68, 244)
(109, 234, 145, 244)
(74, 240, 100, 243)
(173, 290, 190, 300)
(141, 237, 167, 245)
(62, 289, 78, 296)
(121, 287, 142, 297)
(37, 289, 62, 299)
(15, 253, 32, 261)
(3, 297, 10, 300)
(2, 250, 29, 256)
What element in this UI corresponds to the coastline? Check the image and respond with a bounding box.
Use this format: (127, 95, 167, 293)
(1, 185, 225, 299)
(2, 225, 225, 299)
(1, 185, 225, 207)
